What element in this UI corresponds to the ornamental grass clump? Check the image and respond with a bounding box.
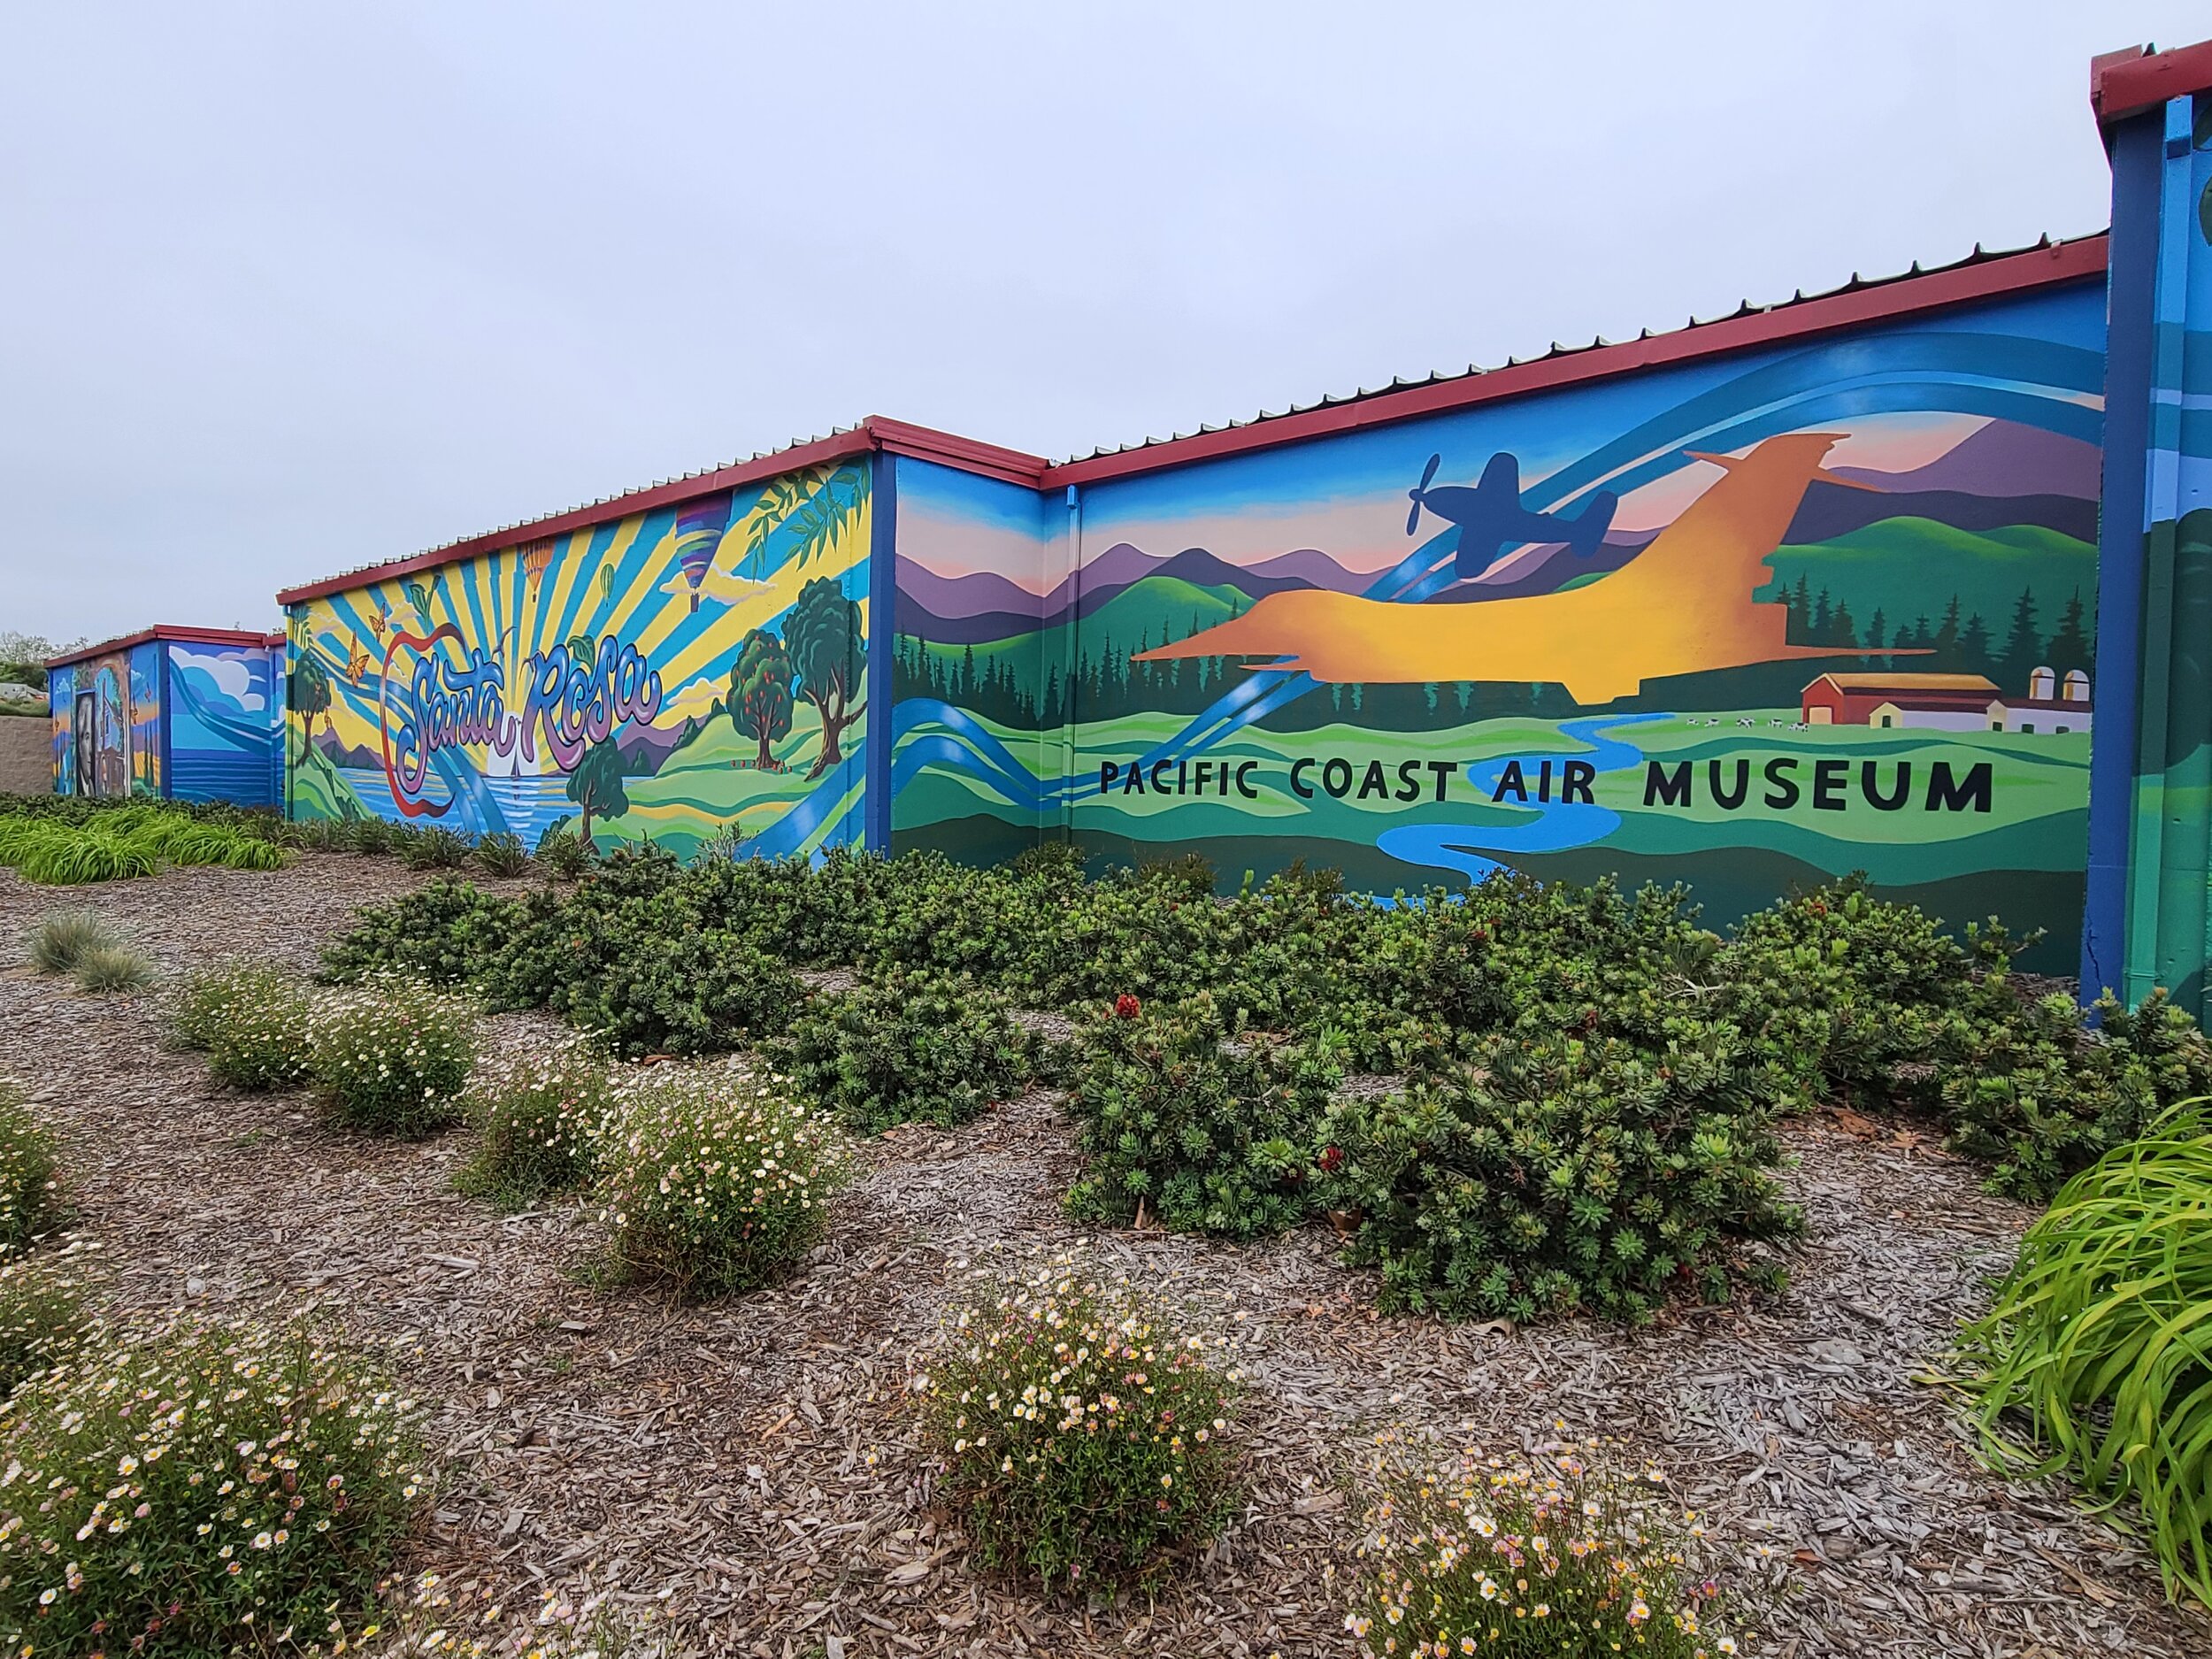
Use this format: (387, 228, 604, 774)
(913, 1262, 1245, 1589)
(776, 966, 1036, 1133)
(309, 978, 475, 1139)
(0, 1080, 61, 1257)
(1958, 1102, 2212, 1607)
(1347, 1429, 1770, 1657)
(24, 906, 125, 975)
(73, 941, 158, 994)
(600, 1069, 849, 1297)
(173, 961, 315, 1091)
(455, 1042, 617, 1209)
(0, 1312, 428, 1655)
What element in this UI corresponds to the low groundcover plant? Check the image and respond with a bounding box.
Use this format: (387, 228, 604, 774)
(456, 1041, 618, 1208)
(912, 1259, 1246, 1588)
(600, 1067, 849, 1296)
(0, 1079, 61, 1256)
(173, 960, 315, 1090)
(310, 976, 476, 1138)
(1348, 1426, 1772, 1657)
(0, 1310, 427, 1654)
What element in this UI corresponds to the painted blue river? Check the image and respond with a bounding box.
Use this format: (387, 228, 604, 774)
(1375, 710, 1671, 881)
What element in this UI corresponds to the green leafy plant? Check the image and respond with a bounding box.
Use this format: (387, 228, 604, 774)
(343, 813, 400, 856)
(473, 829, 532, 878)
(455, 1043, 616, 1209)
(775, 967, 1034, 1133)
(24, 906, 125, 975)
(73, 941, 157, 993)
(914, 1261, 1244, 1589)
(1348, 1428, 1770, 1655)
(1322, 1023, 1801, 1324)
(1958, 1102, 2212, 1607)
(535, 822, 592, 878)
(173, 962, 315, 1090)
(599, 1070, 849, 1297)
(399, 824, 474, 870)
(0, 1313, 426, 1655)
(0, 1081, 61, 1256)
(309, 978, 475, 1138)
(1066, 993, 1344, 1237)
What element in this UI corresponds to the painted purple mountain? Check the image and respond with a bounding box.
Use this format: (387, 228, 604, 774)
(1831, 419, 2102, 500)
(312, 732, 381, 770)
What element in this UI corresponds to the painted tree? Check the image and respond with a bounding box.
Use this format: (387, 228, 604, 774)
(2048, 588, 2093, 675)
(1996, 586, 2044, 694)
(784, 576, 866, 779)
(289, 654, 333, 764)
(728, 627, 795, 771)
(566, 740, 629, 846)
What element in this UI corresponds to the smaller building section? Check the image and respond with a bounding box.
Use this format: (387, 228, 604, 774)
(1991, 666, 2093, 734)
(46, 627, 286, 806)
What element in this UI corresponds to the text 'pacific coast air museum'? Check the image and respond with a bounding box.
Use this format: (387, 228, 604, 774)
(47, 40, 2212, 1011)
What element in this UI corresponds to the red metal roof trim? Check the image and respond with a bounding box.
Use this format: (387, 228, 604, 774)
(2092, 40, 2212, 123)
(274, 417, 1053, 607)
(47, 625, 286, 672)
(1041, 234, 2108, 488)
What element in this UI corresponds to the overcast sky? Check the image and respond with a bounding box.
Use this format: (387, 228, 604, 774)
(3, 1, 2203, 641)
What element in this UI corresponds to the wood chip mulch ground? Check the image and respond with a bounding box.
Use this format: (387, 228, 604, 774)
(2, 856, 2207, 1659)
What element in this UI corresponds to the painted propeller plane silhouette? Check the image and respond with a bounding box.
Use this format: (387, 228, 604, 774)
(1407, 452, 1619, 580)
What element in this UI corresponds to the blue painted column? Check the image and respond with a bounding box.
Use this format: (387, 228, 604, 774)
(2084, 50, 2212, 1012)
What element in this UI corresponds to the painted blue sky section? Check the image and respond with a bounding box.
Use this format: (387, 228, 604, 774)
(1078, 284, 2109, 526)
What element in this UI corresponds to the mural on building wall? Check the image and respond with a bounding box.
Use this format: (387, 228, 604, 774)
(167, 641, 282, 806)
(287, 460, 872, 860)
(48, 649, 157, 800)
(890, 285, 2108, 964)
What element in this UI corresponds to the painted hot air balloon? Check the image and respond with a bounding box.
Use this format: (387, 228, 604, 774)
(672, 493, 735, 613)
(519, 538, 555, 591)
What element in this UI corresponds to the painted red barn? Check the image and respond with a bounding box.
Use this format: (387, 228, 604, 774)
(1800, 672, 2001, 732)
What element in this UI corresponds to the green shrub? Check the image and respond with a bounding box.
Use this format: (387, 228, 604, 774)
(24, 906, 124, 974)
(174, 962, 315, 1090)
(559, 926, 804, 1058)
(455, 1043, 616, 1208)
(915, 1262, 1244, 1589)
(1718, 877, 1983, 1099)
(1322, 1022, 1801, 1324)
(0, 1314, 426, 1654)
(399, 824, 474, 870)
(600, 1070, 849, 1297)
(1959, 1102, 2212, 1607)
(1348, 1429, 1767, 1655)
(322, 878, 521, 987)
(1929, 984, 2212, 1202)
(776, 968, 1034, 1133)
(0, 1081, 60, 1256)
(310, 979, 475, 1138)
(0, 1244, 96, 1394)
(73, 941, 157, 993)
(1065, 993, 1344, 1237)
(474, 830, 532, 878)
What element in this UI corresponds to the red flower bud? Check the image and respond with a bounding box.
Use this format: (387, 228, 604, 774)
(1319, 1145, 1345, 1174)
(1113, 994, 1142, 1020)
